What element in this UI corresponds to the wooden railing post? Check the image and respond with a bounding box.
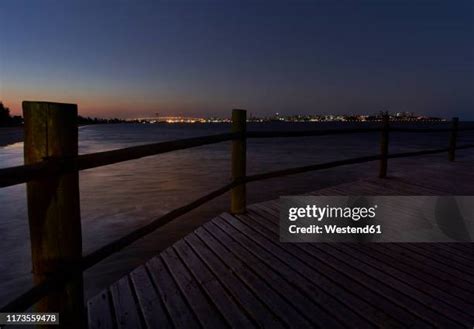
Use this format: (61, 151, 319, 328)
(448, 117, 459, 161)
(379, 114, 389, 178)
(23, 101, 84, 328)
(231, 109, 247, 214)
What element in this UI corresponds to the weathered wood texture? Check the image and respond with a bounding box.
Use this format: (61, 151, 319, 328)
(449, 117, 459, 161)
(231, 109, 247, 214)
(23, 101, 84, 328)
(379, 114, 389, 178)
(88, 162, 474, 328)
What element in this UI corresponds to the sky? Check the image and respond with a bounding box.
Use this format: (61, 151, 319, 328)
(0, 0, 473, 119)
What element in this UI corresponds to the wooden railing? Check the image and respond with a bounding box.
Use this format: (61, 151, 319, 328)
(0, 101, 473, 327)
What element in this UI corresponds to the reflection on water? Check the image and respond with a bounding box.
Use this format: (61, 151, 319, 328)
(0, 122, 473, 301)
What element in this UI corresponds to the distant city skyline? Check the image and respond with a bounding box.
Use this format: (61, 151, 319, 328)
(1, 1, 473, 119)
(129, 110, 446, 124)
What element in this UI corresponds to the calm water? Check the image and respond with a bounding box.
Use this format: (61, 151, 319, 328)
(1, 122, 473, 302)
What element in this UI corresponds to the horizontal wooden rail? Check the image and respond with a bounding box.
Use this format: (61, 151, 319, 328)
(77, 132, 239, 170)
(0, 132, 239, 188)
(0, 161, 63, 188)
(0, 180, 238, 313)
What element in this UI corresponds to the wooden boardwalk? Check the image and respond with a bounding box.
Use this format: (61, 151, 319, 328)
(87, 163, 474, 329)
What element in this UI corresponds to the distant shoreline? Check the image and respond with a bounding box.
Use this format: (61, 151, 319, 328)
(0, 123, 125, 147)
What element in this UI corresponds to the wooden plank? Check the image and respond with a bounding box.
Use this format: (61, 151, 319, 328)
(196, 225, 314, 329)
(327, 244, 474, 326)
(160, 247, 228, 328)
(146, 256, 199, 329)
(311, 245, 467, 328)
(260, 203, 474, 322)
(377, 244, 474, 288)
(400, 244, 474, 277)
(250, 202, 280, 223)
(245, 207, 467, 328)
(233, 211, 435, 328)
(222, 213, 428, 328)
(87, 169, 474, 328)
(206, 220, 351, 329)
(87, 290, 115, 329)
(184, 233, 286, 329)
(173, 239, 254, 328)
(408, 243, 474, 271)
(110, 276, 143, 329)
(129, 266, 172, 329)
(348, 245, 474, 314)
(369, 244, 474, 298)
(438, 243, 474, 257)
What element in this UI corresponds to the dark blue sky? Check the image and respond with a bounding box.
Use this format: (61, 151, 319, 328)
(1, 1, 473, 118)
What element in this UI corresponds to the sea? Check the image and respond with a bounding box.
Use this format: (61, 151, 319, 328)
(1, 121, 473, 303)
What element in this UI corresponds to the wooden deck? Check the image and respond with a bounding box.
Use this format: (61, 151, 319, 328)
(87, 162, 474, 329)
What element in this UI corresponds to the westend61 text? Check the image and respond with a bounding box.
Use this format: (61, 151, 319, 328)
(289, 224, 382, 235)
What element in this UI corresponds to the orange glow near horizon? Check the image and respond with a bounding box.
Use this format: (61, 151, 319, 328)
(1, 88, 219, 119)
